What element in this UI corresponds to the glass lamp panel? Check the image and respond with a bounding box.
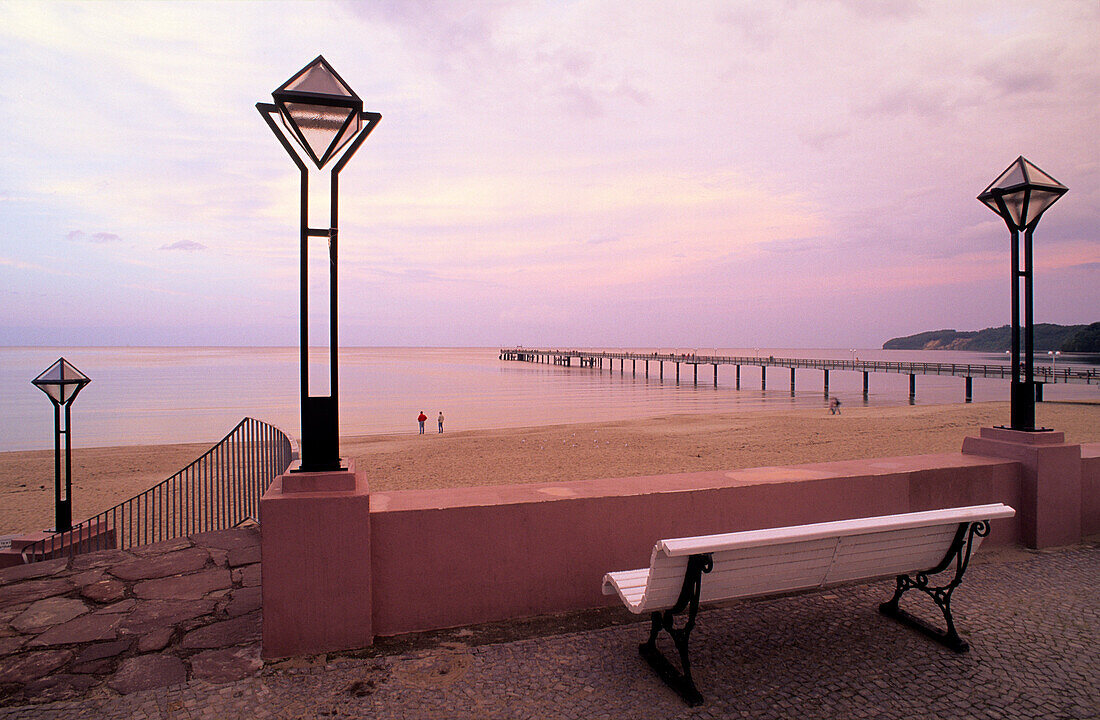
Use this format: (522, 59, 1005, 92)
(1022, 189, 1064, 224)
(1021, 159, 1065, 189)
(36, 360, 64, 384)
(59, 359, 88, 383)
(39, 383, 65, 404)
(328, 112, 362, 161)
(1002, 190, 1026, 228)
(986, 160, 1026, 192)
(281, 103, 355, 166)
(979, 195, 1003, 217)
(284, 59, 354, 97)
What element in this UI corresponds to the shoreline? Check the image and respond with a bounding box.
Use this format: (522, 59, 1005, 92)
(2, 400, 1098, 536)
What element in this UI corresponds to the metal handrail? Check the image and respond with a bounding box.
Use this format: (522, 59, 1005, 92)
(21, 417, 294, 563)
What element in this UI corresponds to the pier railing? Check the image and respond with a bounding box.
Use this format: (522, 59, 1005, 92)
(502, 348, 1100, 385)
(21, 417, 294, 563)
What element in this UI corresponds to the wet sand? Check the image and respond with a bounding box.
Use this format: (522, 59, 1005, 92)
(2, 401, 1097, 535)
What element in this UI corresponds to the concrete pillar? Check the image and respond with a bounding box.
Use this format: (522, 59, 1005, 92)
(962, 428, 1082, 548)
(260, 463, 372, 658)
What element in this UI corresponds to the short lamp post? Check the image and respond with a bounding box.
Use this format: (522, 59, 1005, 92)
(32, 358, 90, 532)
(978, 156, 1067, 431)
(1048, 350, 1061, 376)
(257, 56, 381, 472)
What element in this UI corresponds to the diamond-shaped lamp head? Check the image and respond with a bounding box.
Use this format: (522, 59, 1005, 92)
(32, 358, 90, 407)
(978, 156, 1068, 231)
(272, 55, 364, 169)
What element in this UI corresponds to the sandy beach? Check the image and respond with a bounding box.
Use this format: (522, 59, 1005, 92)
(2, 400, 1097, 536)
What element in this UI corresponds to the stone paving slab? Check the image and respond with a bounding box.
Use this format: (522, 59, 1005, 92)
(0, 529, 1097, 719)
(0, 527, 262, 707)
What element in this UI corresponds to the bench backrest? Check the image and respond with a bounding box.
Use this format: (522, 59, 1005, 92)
(633, 504, 1015, 612)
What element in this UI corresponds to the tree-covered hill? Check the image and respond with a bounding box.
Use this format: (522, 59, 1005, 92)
(883, 322, 1100, 352)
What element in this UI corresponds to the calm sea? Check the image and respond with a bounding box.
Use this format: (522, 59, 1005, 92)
(1, 346, 1097, 452)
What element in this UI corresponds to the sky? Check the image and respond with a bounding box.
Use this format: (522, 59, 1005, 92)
(1, 1, 1097, 350)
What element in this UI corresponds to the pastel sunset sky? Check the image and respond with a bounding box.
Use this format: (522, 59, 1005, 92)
(2, 1, 1097, 348)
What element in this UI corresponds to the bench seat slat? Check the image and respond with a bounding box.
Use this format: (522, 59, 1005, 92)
(645, 539, 837, 582)
(606, 568, 650, 590)
(638, 551, 840, 611)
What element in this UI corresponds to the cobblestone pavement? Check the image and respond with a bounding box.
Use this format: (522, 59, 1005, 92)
(1, 534, 1098, 719)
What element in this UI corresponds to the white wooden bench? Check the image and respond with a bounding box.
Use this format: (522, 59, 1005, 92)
(602, 503, 1016, 706)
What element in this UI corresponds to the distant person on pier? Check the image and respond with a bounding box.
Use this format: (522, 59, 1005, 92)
(438, 411, 445, 434)
(830, 397, 842, 415)
(417, 411, 427, 434)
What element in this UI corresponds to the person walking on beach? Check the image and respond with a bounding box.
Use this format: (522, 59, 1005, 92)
(438, 411, 445, 434)
(417, 411, 427, 434)
(830, 397, 842, 415)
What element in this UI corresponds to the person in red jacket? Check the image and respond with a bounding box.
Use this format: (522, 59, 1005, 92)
(417, 411, 427, 434)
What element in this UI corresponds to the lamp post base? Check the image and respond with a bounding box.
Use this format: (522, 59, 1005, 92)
(296, 395, 345, 472)
(1009, 381, 1041, 431)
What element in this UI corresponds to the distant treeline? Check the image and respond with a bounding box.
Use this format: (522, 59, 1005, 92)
(883, 322, 1100, 352)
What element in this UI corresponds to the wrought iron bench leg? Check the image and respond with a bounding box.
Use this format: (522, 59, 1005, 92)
(878, 520, 990, 653)
(638, 553, 712, 706)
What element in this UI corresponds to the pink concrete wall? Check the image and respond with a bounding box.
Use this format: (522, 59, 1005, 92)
(369, 453, 1022, 637)
(1082, 443, 1100, 536)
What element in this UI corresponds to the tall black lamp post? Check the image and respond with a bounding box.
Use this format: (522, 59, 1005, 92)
(978, 156, 1067, 431)
(32, 358, 90, 532)
(257, 56, 381, 472)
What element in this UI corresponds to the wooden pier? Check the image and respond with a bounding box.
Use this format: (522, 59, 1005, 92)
(500, 348, 1099, 402)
